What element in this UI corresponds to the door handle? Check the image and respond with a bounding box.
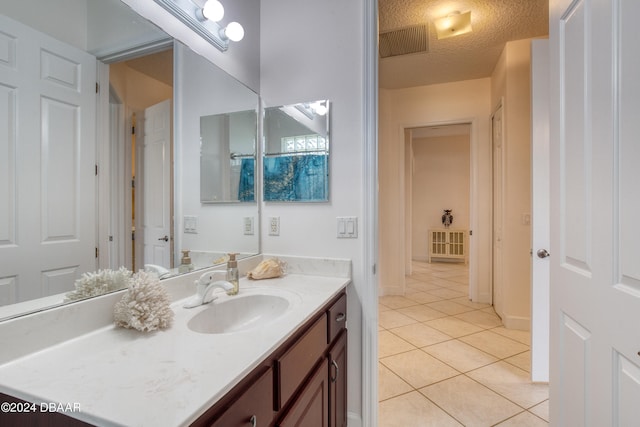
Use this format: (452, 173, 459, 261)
(158, 235, 169, 242)
(537, 249, 550, 258)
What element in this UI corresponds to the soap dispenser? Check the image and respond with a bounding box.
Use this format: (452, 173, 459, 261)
(226, 253, 239, 295)
(178, 250, 194, 273)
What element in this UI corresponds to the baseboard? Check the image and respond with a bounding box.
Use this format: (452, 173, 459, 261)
(347, 412, 362, 427)
(502, 314, 530, 331)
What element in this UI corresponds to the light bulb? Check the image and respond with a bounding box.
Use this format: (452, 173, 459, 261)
(314, 104, 328, 116)
(224, 22, 244, 42)
(202, 0, 224, 22)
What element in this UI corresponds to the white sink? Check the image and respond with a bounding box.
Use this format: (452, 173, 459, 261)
(187, 288, 299, 334)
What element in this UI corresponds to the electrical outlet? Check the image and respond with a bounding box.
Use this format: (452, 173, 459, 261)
(184, 215, 198, 234)
(269, 217, 280, 236)
(243, 217, 254, 235)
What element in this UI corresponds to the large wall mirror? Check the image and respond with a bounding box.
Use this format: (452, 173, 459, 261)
(263, 101, 331, 202)
(0, 0, 259, 320)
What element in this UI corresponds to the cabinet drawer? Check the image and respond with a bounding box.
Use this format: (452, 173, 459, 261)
(327, 293, 347, 345)
(209, 367, 273, 427)
(276, 314, 327, 409)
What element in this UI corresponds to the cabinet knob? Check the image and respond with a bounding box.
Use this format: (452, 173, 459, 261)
(335, 313, 346, 322)
(250, 415, 257, 427)
(331, 360, 339, 383)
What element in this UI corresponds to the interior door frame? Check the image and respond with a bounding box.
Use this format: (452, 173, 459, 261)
(491, 100, 505, 314)
(399, 118, 479, 300)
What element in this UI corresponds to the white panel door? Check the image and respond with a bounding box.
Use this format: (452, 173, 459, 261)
(142, 99, 172, 269)
(0, 15, 96, 305)
(531, 39, 550, 383)
(549, 0, 640, 425)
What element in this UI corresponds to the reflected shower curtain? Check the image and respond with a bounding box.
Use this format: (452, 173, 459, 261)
(264, 154, 328, 201)
(238, 158, 255, 202)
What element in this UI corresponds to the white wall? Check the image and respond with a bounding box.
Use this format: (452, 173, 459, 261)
(260, 0, 365, 423)
(379, 78, 493, 302)
(490, 39, 533, 330)
(411, 134, 471, 261)
(174, 43, 259, 263)
(0, 1, 88, 50)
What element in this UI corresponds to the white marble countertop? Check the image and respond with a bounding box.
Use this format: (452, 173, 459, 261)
(0, 263, 350, 426)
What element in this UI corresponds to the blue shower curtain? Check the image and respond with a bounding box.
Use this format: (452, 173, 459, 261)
(264, 154, 328, 201)
(238, 158, 255, 202)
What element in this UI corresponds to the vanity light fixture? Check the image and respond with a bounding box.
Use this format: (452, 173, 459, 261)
(433, 11, 472, 39)
(195, 0, 224, 22)
(152, 0, 244, 51)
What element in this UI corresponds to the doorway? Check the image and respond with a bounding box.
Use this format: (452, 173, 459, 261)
(106, 48, 174, 272)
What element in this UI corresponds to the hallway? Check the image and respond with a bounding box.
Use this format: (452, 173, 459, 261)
(378, 261, 549, 426)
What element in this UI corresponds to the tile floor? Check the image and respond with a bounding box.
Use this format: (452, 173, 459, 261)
(378, 261, 549, 427)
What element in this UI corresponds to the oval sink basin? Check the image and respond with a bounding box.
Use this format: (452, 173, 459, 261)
(187, 291, 294, 334)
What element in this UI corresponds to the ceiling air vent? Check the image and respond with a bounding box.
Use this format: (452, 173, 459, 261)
(379, 24, 429, 58)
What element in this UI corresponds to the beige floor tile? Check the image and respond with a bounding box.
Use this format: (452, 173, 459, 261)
(388, 323, 452, 348)
(405, 291, 443, 304)
(379, 363, 413, 401)
(425, 317, 484, 338)
(378, 391, 463, 427)
(379, 330, 416, 358)
(379, 303, 392, 313)
(419, 375, 522, 426)
(379, 310, 419, 329)
(427, 288, 467, 299)
(381, 349, 460, 389)
(397, 305, 449, 322)
(427, 300, 475, 315)
(455, 310, 503, 329)
(447, 275, 470, 285)
(491, 326, 531, 345)
(451, 296, 492, 310)
(529, 400, 549, 421)
(406, 282, 442, 292)
(495, 411, 549, 426)
(423, 340, 498, 372)
(459, 330, 529, 359)
(379, 295, 419, 309)
(505, 350, 532, 372)
(467, 361, 549, 408)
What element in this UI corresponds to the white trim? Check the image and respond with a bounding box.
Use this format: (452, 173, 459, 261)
(96, 62, 111, 270)
(362, 0, 379, 424)
(502, 314, 531, 331)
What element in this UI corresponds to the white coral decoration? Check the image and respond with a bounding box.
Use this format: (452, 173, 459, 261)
(113, 271, 174, 332)
(66, 267, 133, 302)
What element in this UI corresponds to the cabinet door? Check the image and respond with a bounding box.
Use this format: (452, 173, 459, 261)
(277, 315, 326, 409)
(277, 360, 329, 427)
(329, 331, 347, 427)
(209, 367, 274, 427)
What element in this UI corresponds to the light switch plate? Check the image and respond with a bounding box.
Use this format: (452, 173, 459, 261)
(184, 215, 198, 234)
(337, 217, 358, 238)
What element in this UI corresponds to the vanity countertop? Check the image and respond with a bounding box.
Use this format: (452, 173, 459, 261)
(0, 271, 350, 426)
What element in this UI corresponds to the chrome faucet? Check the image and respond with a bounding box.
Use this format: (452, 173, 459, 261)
(184, 271, 234, 308)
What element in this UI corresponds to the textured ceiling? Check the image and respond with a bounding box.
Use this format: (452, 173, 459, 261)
(379, 0, 549, 89)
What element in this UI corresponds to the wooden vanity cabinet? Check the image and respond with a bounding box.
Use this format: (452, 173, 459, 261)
(328, 331, 348, 427)
(199, 366, 274, 427)
(191, 290, 347, 427)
